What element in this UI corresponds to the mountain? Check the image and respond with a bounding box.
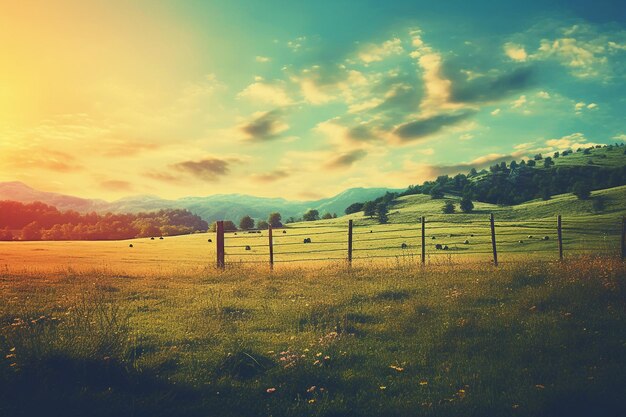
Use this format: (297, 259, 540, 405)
(0, 181, 401, 223)
(0, 182, 109, 212)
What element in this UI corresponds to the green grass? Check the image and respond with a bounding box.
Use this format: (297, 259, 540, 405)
(0, 186, 623, 271)
(550, 145, 626, 168)
(1, 258, 625, 417)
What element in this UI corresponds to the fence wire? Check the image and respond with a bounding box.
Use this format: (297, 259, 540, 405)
(219, 217, 624, 266)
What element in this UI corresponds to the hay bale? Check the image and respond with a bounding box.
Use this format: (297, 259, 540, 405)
(435, 243, 442, 250)
(129, 244, 133, 248)
(463, 240, 469, 244)
(401, 243, 408, 249)
(245, 245, 251, 251)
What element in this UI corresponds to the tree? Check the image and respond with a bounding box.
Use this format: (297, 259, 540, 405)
(376, 203, 388, 224)
(332, 213, 338, 218)
(239, 215, 254, 230)
(527, 159, 536, 167)
(534, 153, 543, 160)
(543, 157, 554, 168)
(321, 212, 333, 220)
(20, 221, 42, 240)
(268, 212, 282, 228)
(460, 196, 474, 213)
(572, 181, 591, 200)
(257, 220, 269, 230)
(344, 202, 363, 215)
(553, 151, 560, 158)
(430, 185, 444, 199)
(362, 201, 376, 217)
(302, 209, 319, 222)
(442, 201, 455, 214)
(469, 168, 478, 176)
(509, 160, 518, 170)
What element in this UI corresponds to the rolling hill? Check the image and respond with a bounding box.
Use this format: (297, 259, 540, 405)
(0, 181, 400, 223)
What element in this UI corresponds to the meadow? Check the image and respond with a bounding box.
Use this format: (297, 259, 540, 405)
(1, 257, 625, 417)
(1, 186, 625, 417)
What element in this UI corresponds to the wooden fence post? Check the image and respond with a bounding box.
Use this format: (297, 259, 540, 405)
(620, 216, 626, 261)
(490, 213, 498, 266)
(268, 226, 274, 270)
(421, 216, 426, 265)
(348, 219, 353, 265)
(557, 214, 563, 261)
(216, 220, 225, 269)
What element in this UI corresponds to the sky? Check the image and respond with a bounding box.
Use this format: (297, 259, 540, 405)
(0, 0, 625, 201)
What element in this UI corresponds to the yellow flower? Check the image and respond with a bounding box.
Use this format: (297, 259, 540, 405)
(266, 387, 277, 394)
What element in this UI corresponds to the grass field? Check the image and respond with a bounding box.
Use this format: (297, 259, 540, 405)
(2, 186, 624, 272)
(1, 185, 625, 417)
(1, 257, 625, 417)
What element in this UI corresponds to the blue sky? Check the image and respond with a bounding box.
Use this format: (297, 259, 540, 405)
(0, 0, 624, 200)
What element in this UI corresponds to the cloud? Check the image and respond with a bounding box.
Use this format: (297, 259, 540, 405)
(537, 91, 551, 99)
(239, 110, 289, 140)
(255, 56, 271, 63)
(100, 180, 133, 191)
(511, 95, 527, 108)
(537, 37, 607, 78)
(504, 42, 528, 61)
(613, 134, 626, 142)
(102, 140, 161, 157)
(143, 171, 184, 184)
(325, 149, 367, 169)
(491, 108, 501, 116)
(172, 157, 231, 181)
(6, 150, 83, 173)
(393, 111, 475, 141)
(544, 132, 601, 150)
(250, 169, 290, 183)
(237, 81, 293, 106)
(358, 38, 404, 63)
(427, 152, 524, 177)
(287, 36, 306, 51)
(449, 67, 535, 104)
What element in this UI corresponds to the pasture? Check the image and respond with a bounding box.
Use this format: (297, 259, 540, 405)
(1, 186, 625, 417)
(1, 257, 625, 417)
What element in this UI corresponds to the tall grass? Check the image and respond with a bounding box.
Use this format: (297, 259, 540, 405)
(1, 256, 625, 417)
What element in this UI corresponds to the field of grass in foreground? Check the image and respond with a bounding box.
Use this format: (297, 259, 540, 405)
(1, 257, 625, 417)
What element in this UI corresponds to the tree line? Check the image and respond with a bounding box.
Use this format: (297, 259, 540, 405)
(209, 210, 339, 232)
(0, 201, 208, 241)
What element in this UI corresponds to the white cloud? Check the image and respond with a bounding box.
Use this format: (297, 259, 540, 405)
(537, 91, 551, 99)
(504, 42, 528, 61)
(358, 38, 404, 63)
(587, 103, 598, 109)
(459, 133, 474, 141)
(544, 132, 600, 150)
(237, 81, 293, 106)
(511, 95, 527, 108)
(491, 108, 501, 116)
(255, 56, 271, 63)
(575, 102, 586, 112)
(613, 133, 626, 142)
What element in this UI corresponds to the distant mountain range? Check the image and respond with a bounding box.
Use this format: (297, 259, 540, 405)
(0, 181, 401, 223)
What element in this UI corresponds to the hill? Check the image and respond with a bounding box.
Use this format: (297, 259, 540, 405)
(0, 182, 400, 223)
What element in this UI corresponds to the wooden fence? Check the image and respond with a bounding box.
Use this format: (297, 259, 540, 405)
(214, 215, 626, 268)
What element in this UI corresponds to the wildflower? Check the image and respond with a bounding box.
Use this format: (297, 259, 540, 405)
(307, 386, 316, 393)
(389, 365, 404, 372)
(9, 348, 15, 352)
(266, 387, 276, 394)
(379, 386, 387, 390)
(324, 355, 330, 360)
(308, 399, 316, 404)
(5, 354, 16, 359)
(419, 380, 428, 386)
(535, 384, 545, 390)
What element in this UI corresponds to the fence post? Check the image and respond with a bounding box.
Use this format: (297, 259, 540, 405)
(620, 216, 626, 261)
(216, 220, 225, 269)
(490, 213, 498, 266)
(269, 225, 274, 270)
(421, 216, 426, 265)
(557, 214, 563, 261)
(348, 219, 353, 265)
